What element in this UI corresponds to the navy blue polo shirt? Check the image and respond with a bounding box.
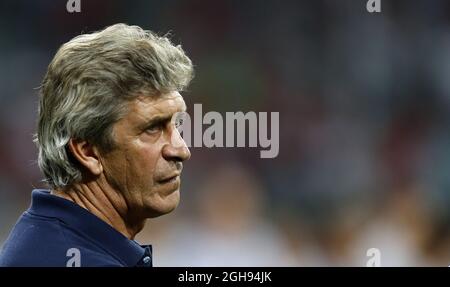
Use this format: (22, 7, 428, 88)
(0, 189, 152, 267)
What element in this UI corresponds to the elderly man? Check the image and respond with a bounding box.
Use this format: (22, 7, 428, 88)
(0, 23, 193, 267)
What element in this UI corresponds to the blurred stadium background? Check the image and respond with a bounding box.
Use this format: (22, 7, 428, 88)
(1, 0, 450, 266)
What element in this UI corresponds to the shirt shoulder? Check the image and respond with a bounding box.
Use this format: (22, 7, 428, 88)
(0, 212, 124, 267)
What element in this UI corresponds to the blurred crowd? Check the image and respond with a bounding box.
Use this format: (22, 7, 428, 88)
(1, 0, 450, 266)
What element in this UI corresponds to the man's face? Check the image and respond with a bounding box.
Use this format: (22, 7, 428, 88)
(100, 91, 190, 218)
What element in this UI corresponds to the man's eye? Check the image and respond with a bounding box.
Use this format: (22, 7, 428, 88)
(173, 112, 188, 131)
(145, 124, 162, 134)
(175, 118, 184, 128)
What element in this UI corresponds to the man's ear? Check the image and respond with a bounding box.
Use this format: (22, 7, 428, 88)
(68, 138, 103, 176)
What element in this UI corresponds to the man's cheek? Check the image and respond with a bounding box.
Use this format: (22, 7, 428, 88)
(135, 150, 159, 178)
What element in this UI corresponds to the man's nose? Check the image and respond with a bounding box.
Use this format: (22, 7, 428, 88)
(162, 127, 191, 162)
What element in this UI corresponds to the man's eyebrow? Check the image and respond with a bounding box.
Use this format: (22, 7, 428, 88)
(142, 115, 173, 127)
(140, 104, 187, 128)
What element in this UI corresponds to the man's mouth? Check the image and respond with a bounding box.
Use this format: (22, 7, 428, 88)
(158, 173, 180, 184)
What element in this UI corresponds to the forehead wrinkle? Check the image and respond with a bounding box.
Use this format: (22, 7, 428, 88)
(135, 93, 186, 121)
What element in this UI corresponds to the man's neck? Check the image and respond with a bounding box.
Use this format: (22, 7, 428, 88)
(51, 182, 145, 240)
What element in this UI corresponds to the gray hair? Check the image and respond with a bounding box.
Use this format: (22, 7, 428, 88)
(34, 23, 194, 189)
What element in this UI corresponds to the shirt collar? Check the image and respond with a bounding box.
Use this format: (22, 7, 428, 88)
(27, 189, 152, 267)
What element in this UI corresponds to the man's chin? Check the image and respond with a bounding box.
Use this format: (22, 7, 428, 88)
(144, 189, 180, 218)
